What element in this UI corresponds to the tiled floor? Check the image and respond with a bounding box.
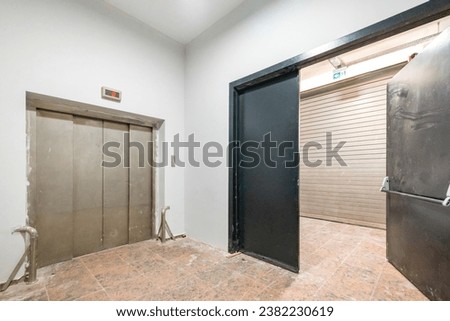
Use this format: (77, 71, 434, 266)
(0, 217, 427, 301)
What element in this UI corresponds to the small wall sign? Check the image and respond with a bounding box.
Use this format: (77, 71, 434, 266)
(332, 68, 347, 81)
(101, 86, 122, 102)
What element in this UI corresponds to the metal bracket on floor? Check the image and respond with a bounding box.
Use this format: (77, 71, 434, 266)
(1, 226, 38, 292)
(226, 252, 242, 259)
(157, 206, 175, 243)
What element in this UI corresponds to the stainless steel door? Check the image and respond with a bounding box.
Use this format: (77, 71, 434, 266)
(73, 117, 103, 257)
(32, 110, 154, 267)
(129, 125, 153, 243)
(36, 110, 74, 267)
(103, 121, 129, 249)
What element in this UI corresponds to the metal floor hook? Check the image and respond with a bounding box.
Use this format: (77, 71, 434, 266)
(157, 206, 175, 243)
(1, 226, 38, 292)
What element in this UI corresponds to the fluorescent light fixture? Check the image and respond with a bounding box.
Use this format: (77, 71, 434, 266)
(329, 56, 347, 69)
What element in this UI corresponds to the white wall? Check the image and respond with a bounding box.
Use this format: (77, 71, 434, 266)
(184, 0, 427, 250)
(0, 0, 185, 282)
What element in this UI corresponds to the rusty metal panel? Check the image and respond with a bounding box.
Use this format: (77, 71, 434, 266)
(387, 194, 450, 300)
(103, 121, 129, 248)
(388, 42, 450, 198)
(73, 117, 103, 256)
(129, 125, 153, 243)
(35, 110, 74, 267)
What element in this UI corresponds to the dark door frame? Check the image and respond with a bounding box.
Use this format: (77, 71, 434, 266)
(229, 1, 450, 253)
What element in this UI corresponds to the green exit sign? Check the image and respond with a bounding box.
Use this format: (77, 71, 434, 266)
(333, 68, 347, 80)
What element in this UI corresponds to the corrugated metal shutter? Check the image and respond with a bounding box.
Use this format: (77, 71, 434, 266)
(299, 65, 404, 229)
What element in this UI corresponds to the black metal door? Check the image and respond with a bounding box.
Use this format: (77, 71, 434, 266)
(387, 27, 450, 300)
(236, 72, 299, 272)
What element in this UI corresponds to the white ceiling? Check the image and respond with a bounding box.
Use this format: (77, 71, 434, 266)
(104, 0, 246, 44)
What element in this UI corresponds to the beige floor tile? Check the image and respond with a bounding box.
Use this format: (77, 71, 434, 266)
(0, 280, 47, 301)
(104, 276, 154, 300)
(4, 287, 49, 301)
(1, 217, 428, 301)
(46, 259, 103, 301)
(89, 263, 140, 288)
(112, 242, 162, 263)
(371, 264, 428, 301)
(76, 290, 110, 301)
(316, 263, 380, 300)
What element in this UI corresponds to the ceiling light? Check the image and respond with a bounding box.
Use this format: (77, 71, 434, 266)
(329, 56, 347, 69)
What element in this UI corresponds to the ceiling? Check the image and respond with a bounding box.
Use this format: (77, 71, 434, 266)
(104, 0, 246, 44)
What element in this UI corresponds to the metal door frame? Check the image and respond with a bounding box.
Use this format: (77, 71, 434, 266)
(229, 1, 450, 253)
(26, 92, 164, 245)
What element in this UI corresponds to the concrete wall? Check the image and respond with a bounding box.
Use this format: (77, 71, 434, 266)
(184, 0, 426, 250)
(0, 0, 185, 282)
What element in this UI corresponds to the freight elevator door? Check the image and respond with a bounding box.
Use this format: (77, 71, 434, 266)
(33, 110, 153, 267)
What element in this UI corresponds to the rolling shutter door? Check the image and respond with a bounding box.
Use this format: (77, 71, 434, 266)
(299, 65, 403, 229)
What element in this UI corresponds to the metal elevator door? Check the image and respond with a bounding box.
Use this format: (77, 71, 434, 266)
(36, 110, 74, 266)
(73, 117, 103, 257)
(34, 110, 153, 267)
(103, 121, 129, 249)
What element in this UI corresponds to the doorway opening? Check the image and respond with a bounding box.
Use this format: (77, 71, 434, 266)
(299, 15, 450, 228)
(297, 15, 450, 300)
(229, 4, 450, 300)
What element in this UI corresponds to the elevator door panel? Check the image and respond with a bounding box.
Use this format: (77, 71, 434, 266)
(129, 125, 153, 243)
(36, 110, 74, 267)
(32, 107, 154, 267)
(103, 121, 130, 248)
(73, 117, 103, 257)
